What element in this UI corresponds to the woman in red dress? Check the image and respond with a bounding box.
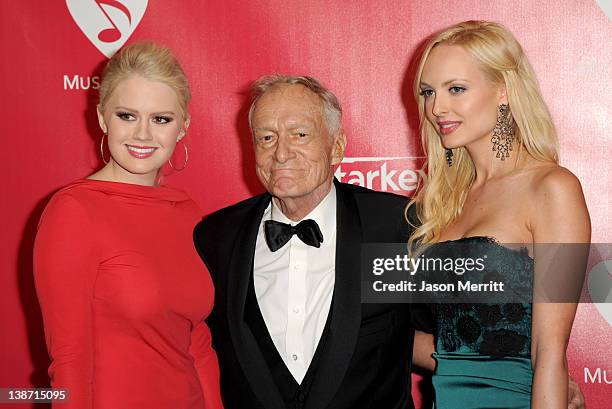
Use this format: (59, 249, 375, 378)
(34, 42, 223, 409)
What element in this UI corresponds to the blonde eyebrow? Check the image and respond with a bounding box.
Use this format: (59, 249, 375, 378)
(113, 106, 137, 112)
(420, 78, 470, 89)
(113, 106, 177, 116)
(442, 78, 469, 86)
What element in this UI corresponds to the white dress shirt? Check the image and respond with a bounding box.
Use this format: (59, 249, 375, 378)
(253, 185, 337, 384)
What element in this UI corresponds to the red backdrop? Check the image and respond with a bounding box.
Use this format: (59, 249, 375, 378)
(1, 1, 610, 408)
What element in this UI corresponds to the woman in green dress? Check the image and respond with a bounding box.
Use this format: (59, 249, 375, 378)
(408, 21, 590, 408)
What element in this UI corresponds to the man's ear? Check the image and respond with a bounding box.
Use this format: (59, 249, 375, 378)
(97, 105, 108, 134)
(331, 130, 347, 166)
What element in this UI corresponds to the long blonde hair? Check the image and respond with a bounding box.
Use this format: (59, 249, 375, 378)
(408, 21, 558, 248)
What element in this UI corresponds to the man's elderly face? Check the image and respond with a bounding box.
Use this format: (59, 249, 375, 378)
(252, 84, 344, 202)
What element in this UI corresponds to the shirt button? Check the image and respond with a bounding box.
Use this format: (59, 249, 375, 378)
(291, 354, 298, 361)
(293, 307, 300, 314)
(294, 264, 300, 270)
(296, 391, 305, 402)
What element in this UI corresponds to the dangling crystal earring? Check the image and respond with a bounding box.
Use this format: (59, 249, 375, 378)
(491, 104, 515, 161)
(445, 148, 454, 167)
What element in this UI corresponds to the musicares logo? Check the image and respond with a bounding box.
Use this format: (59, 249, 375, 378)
(66, 0, 148, 58)
(334, 157, 425, 194)
(584, 367, 611, 384)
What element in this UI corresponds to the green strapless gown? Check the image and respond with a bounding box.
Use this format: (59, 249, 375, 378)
(425, 236, 534, 409)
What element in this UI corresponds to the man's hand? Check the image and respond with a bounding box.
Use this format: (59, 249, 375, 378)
(411, 331, 435, 372)
(567, 377, 585, 409)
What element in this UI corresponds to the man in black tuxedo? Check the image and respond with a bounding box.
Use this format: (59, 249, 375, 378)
(194, 75, 432, 409)
(193, 75, 585, 409)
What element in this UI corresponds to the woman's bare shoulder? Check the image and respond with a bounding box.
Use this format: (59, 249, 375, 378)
(524, 163, 590, 242)
(526, 164, 584, 199)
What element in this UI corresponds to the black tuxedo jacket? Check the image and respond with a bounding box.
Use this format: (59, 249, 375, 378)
(194, 180, 430, 409)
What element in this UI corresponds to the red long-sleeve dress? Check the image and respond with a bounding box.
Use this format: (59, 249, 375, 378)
(33, 179, 223, 409)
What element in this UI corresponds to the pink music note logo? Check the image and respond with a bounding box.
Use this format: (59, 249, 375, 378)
(66, 0, 148, 58)
(95, 0, 132, 43)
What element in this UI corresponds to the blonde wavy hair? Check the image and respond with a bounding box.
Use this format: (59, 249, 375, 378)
(99, 42, 191, 119)
(407, 20, 559, 249)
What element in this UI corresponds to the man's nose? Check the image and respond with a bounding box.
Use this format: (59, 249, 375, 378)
(273, 135, 295, 163)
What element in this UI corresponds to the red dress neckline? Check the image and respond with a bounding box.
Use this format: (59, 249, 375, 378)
(62, 178, 192, 203)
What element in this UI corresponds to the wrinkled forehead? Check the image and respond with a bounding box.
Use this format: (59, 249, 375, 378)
(253, 84, 324, 119)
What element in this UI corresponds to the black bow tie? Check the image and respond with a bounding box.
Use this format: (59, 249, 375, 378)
(264, 219, 324, 252)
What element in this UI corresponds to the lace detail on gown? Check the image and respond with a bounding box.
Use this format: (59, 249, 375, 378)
(424, 236, 533, 358)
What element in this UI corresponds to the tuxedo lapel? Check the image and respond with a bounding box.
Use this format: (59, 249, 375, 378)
(305, 180, 364, 409)
(225, 193, 285, 409)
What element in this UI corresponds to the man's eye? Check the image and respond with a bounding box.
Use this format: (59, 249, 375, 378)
(116, 112, 135, 120)
(258, 135, 274, 143)
(419, 89, 434, 98)
(449, 86, 466, 94)
(153, 116, 172, 124)
(297, 133, 307, 138)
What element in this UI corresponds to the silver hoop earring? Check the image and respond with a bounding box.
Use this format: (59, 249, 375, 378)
(100, 134, 109, 164)
(491, 104, 515, 161)
(169, 140, 189, 171)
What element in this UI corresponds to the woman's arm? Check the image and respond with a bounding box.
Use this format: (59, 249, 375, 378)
(33, 194, 98, 409)
(530, 167, 590, 409)
(189, 319, 224, 409)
